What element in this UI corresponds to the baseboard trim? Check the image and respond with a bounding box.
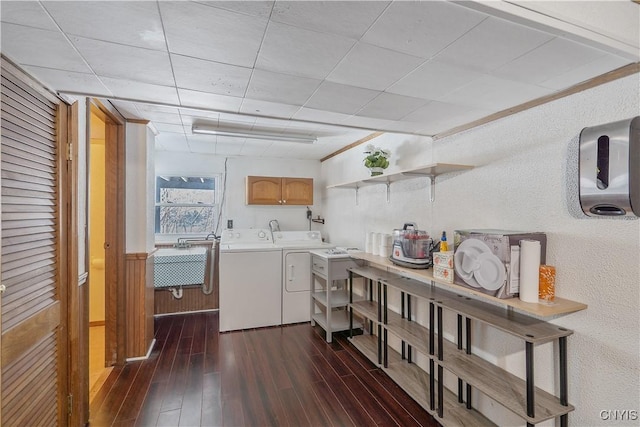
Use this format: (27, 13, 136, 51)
(125, 338, 156, 362)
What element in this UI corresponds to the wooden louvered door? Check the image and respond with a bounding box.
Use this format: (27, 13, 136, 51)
(1, 58, 69, 426)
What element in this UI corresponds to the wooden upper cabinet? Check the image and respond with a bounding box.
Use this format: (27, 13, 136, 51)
(282, 177, 313, 205)
(246, 176, 313, 205)
(246, 176, 282, 205)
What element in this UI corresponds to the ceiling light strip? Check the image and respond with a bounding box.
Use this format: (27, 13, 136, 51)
(192, 125, 317, 144)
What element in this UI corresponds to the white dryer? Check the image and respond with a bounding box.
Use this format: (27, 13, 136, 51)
(219, 229, 282, 332)
(273, 231, 333, 325)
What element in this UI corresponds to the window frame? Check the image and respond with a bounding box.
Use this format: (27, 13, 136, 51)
(154, 174, 221, 237)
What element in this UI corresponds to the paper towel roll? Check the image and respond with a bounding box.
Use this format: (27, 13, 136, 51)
(379, 233, 392, 258)
(519, 240, 541, 303)
(365, 232, 374, 253)
(372, 233, 381, 256)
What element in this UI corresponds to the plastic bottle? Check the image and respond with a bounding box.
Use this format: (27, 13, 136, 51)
(440, 231, 448, 251)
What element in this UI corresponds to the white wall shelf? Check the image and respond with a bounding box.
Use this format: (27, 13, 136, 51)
(327, 163, 474, 203)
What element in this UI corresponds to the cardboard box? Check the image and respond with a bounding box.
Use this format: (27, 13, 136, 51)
(453, 230, 546, 299)
(433, 251, 454, 269)
(433, 266, 454, 283)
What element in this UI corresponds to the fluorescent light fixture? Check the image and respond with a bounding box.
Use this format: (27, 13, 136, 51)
(192, 125, 316, 144)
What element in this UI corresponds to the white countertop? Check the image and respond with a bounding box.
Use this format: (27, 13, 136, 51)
(309, 248, 356, 259)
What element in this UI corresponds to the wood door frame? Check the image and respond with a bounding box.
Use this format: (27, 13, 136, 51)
(88, 99, 126, 367)
(67, 100, 86, 426)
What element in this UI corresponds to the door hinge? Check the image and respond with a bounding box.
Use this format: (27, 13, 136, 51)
(67, 394, 73, 416)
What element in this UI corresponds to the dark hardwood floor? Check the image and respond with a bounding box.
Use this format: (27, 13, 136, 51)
(89, 311, 440, 426)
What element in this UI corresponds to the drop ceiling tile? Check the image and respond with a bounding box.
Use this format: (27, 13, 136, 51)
(271, 1, 389, 39)
(437, 75, 553, 111)
(362, 1, 486, 58)
(240, 144, 269, 156)
(187, 138, 217, 155)
(252, 117, 291, 130)
(70, 37, 174, 86)
(381, 121, 437, 134)
(326, 42, 424, 91)
(23, 66, 111, 95)
(172, 55, 251, 97)
(538, 54, 632, 90)
(178, 89, 243, 112)
(435, 17, 554, 73)
(263, 142, 307, 158)
(246, 69, 322, 105)
(283, 122, 321, 137)
(256, 21, 355, 79)
(341, 115, 401, 131)
(134, 104, 181, 115)
(1, 2, 58, 30)
(160, 2, 267, 67)
(356, 93, 428, 120)
(218, 112, 257, 125)
(305, 81, 379, 115)
(43, 1, 166, 50)
(100, 77, 179, 104)
(109, 101, 142, 120)
(292, 107, 352, 124)
(216, 142, 244, 155)
(493, 37, 608, 85)
(197, 1, 275, 18)
(155, 133, 189, 151)
(402, 101, 491, 134)
(387, 60, 484, 100)
(239, 99, 301, 119)
(132, 111, 182, 125)
(154, 123, 187, 134)
(1, 23, 91, 73)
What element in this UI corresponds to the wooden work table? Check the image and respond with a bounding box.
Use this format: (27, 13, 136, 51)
(347, 251, 587, 318)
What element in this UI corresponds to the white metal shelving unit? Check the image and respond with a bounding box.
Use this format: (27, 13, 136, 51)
(310, 251, 363, 343)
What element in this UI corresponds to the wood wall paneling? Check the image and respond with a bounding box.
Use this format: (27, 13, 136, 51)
(125, 252, 156, 359)
(152, 242, 219, 315)
(154, 288, 217, 315)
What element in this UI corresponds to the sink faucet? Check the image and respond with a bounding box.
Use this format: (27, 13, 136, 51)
(269, 220, 280, 233)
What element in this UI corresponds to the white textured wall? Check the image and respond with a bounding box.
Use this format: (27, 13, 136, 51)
(321, 74, 640, 426)
(125, 123, 155, 253)
(154, 152, 323, 241)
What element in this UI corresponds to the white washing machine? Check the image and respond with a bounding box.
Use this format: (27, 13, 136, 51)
(273, 231, 333, 325)
(219, 229, 282, 332)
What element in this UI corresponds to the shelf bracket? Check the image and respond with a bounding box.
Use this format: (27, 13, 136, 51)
(386, 181, 391, 203)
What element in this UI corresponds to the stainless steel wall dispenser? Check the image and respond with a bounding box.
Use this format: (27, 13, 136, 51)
(579, 116, 639, 217)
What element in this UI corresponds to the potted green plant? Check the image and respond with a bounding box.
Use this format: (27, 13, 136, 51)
(363, 144, 390, 176)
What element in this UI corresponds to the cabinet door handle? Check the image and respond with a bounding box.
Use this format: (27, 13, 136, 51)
(313, 264, 324, 270)
(289, 265, 294, 281)
(283, 199, 287, 204)
(278, 200, 282, 204)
